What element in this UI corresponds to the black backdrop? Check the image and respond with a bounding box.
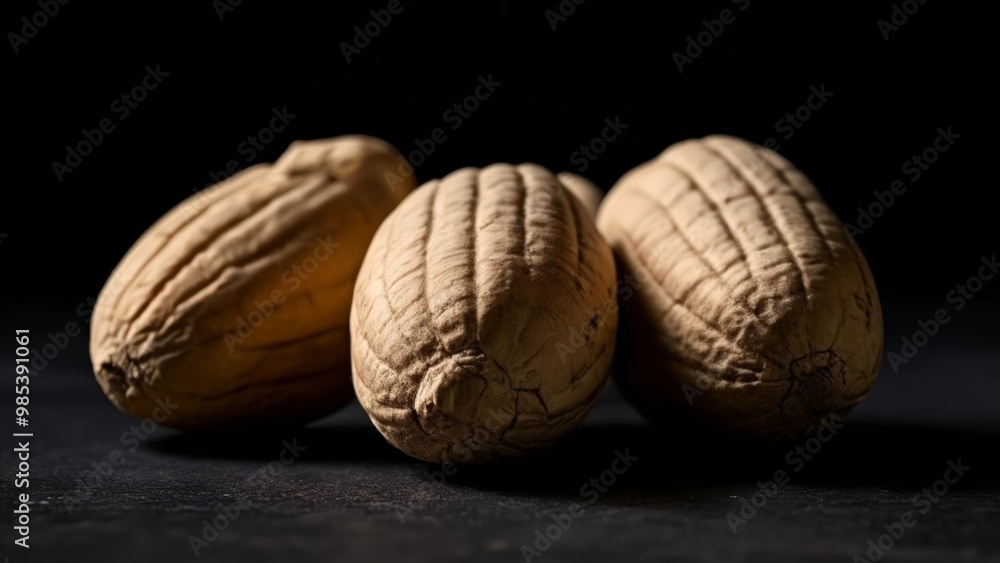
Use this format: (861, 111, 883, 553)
(4, 0, 996, 309)
(2, 4, 999, 561)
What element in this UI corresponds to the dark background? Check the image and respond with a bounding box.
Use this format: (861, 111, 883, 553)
(3, 0, 997, 306)
(2, 1, 998, 562)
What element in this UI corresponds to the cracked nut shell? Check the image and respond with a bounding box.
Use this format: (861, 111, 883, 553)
(90, 135, 415, 429)
(596, 135, 883, 439)
(351, 164, 618, 463)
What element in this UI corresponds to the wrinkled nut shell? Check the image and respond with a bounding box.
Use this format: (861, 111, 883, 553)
(90, 135, 415, 429)
(597, 135, 883, 439)
(351, 164, 618, 463)
(557, 172, 604, 218)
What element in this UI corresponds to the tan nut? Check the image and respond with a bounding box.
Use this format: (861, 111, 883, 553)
(557, 172, 604, 217)
(597, 135, 883, 439)
(90, 135, 416, 429)
(351, 163, 618, 463)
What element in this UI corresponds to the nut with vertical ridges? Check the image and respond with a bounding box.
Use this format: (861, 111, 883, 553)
(351, 163, 618, 463)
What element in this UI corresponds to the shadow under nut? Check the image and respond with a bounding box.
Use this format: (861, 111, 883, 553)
(596, 135, 884, 440)
(351, 163, 618, 463)
(89, 135, 416, 429)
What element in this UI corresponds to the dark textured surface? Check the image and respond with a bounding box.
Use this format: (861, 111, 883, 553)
(1, 302, 999, 563)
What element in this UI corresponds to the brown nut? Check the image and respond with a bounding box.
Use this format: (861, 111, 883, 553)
(90, 135, 416, 429)
(350, 163, 618, 463)
(596, 135, 883, 439)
